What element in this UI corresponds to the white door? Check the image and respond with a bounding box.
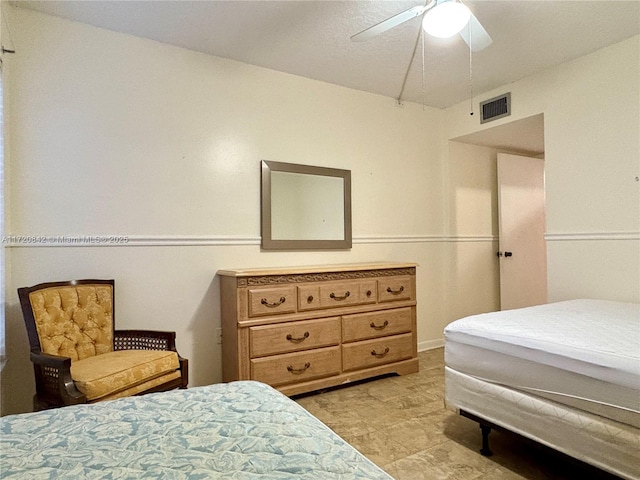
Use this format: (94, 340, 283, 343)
(497, 153, 547, 310)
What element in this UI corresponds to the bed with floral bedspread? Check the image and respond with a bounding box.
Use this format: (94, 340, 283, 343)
(1, 380, 392, 479)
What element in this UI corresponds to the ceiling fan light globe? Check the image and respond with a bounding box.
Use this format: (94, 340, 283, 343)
(422, 2, 471, 38)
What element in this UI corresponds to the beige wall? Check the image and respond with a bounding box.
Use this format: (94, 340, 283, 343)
(445, 35, 640, 304)
(1, 7, 453, 414)
(1, 7, 638, 415)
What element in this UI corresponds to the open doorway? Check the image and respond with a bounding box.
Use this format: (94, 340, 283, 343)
(452, 114, 546, 310)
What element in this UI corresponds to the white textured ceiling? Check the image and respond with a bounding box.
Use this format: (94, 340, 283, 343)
(10, 0, 640, 109)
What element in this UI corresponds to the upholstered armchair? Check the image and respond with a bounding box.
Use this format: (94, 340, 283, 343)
(18, 279, 188, 411)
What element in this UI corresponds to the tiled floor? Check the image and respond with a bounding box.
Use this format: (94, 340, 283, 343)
(294, 348, 621, 480)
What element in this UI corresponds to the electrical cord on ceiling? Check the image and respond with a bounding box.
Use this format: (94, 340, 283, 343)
(396, 0, 433, 106)
(421, 28, 426, 111)
(396, 27, 422, 106)
(468, 18, 474, 116)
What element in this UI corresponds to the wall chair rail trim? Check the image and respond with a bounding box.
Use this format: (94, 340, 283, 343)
(2, 234, 261, 247)
(356, 235, 498, 244)
(3, 234, 499, 247)
(10, 232, 638, 248)
(545, 232, 640, 241)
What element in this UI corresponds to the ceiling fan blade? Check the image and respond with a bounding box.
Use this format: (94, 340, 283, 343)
(350, 4, 432, 42)
(459, 12, 492, 51)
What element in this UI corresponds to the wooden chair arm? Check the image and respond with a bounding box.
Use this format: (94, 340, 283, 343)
(29, 351, 86, 408)
(114, 329, 177, 351)
(30, 350, 71, 368)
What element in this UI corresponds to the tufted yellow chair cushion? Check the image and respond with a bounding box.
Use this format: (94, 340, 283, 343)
(71, 349, 181, 402)
(29, 285, 114, 360)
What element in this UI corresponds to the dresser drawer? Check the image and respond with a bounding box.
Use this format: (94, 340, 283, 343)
(251, 346, 341, 387)
(342, 333, 414, 372)
(377, 276, 413, 303)
(298, 280, 377, 311)
(250, 317, 341, 357)
(248, 286, 297, 317)
(342, 307, 413, 343)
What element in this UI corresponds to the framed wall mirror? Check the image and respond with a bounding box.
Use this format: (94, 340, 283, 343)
(261, 160, 352, 250)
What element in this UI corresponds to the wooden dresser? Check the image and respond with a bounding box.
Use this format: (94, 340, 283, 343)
(218, 262, 418, 396)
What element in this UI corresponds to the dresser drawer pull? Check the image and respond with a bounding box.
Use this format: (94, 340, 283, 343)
(307, 295, 314, 303)
(330, 291, 350, 301)
(287, 362, 311, 374)
(286, 331, 310, 343)
(371, 347, 390, 358)
(370, 320, 389, 331)
(386, 286, 405, 295)
(261, 296, 286, 308)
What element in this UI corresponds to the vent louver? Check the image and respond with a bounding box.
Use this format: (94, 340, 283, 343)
(480, 93, 511, 124)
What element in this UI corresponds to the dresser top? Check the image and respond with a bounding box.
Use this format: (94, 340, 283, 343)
(217, 262, 417, 277)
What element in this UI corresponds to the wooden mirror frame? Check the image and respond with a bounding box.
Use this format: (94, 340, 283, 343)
(261, 160, 352, 250)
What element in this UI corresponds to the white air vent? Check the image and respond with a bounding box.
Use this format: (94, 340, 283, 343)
(480, 93, 511, 124)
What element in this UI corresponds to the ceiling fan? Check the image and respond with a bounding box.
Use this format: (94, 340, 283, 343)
(351, 0, 492, 52)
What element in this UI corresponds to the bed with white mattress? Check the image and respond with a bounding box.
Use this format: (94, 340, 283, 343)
(444, 299, 640, 480)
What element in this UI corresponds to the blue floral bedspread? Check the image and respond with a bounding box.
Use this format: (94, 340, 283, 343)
(1, 381, 392, 479)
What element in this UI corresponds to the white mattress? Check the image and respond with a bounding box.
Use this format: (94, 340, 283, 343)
(444, 299, 640, 427)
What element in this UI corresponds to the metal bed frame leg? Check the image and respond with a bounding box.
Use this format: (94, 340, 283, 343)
(460, 410, 495, 456)
(480, 424, 493, 456)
